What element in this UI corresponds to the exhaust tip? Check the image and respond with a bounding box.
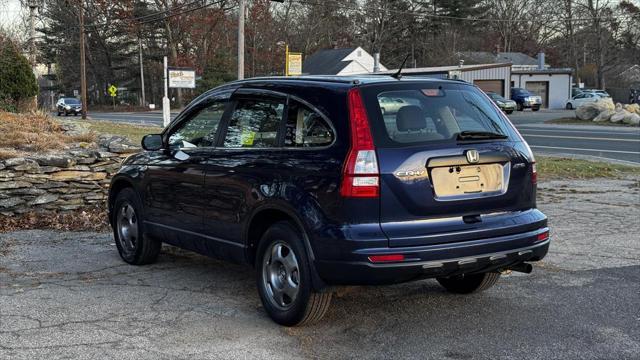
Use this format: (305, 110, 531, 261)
(509, 263, 533, 274)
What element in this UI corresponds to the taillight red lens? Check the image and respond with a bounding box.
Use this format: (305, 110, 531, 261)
(368, 254, 405, 263)
(531, 161, 538, 185)
(341, 88, 379, 198)
(536, 231, 549, 242)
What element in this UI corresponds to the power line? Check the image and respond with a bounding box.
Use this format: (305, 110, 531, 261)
(288, 0, 637, 24)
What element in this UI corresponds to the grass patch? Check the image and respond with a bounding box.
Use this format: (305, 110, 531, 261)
(71, 120, 161, 145)
(0, 111, 96, 155)
(537, 156, 640, 180)
(545, 117, 638, 127)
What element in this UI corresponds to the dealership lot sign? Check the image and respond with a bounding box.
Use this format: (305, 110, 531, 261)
(168, 69, 196, 88)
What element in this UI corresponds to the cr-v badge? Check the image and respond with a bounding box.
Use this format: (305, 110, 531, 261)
(466, 149, 480, 164)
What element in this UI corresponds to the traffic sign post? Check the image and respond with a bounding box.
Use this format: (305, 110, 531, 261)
(108, 84, 117, 110)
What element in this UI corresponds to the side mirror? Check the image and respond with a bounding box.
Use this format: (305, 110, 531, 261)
(141, 134, 163, 151)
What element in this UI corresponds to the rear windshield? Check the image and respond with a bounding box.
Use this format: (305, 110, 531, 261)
(364, 84, 514, 146)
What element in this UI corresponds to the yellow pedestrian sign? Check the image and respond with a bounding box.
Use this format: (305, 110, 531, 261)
(108, 85, 117, 97)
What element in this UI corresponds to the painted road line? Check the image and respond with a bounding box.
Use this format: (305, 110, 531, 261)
(517, 127, 640, 136)
(530, 145, 640, 155)
(521, 134, 640, 142)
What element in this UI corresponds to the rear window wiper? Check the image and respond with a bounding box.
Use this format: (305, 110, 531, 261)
(456, 131, 508, 140)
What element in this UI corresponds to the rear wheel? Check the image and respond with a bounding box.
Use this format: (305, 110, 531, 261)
(256, 221, 332, 326)
(565, 103, 573, 110)
(516, 103, 523, 111)
(505, 110, 513, 114)
(112, 188, 160, 265)
(437, 272, 500, 294)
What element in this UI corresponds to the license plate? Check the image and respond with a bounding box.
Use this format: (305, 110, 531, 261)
(430, 164, 506, 199)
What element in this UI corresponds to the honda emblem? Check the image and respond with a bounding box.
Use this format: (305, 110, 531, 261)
(466, 149, 479, 164)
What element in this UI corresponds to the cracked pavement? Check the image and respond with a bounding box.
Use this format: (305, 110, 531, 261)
(1, 178, 639, 359)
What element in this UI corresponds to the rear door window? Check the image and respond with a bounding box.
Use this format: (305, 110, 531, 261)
(365, 84, 513, 146)
(223, 98, 285, 148)
(284, 100, 334, 147)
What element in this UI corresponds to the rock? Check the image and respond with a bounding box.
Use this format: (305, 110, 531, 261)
(576, 104, 602, 120)
(610, 110, 630, 123)
(593, 110, 614, 122)
(98, 134, 140, 154)
(0, 197, 25, 208)
(50, 170, 107, 181)
(0, 163, 4, 171)
(623, 113, 640, 126)
(8, 188, 46, 196)
(32, 154, 76, 168)
(28, 194, 59, 205)
(0, 181, 32, 190)
(624, 103, 640, 115)
(4, 157, 26, 167)
(13, 159, 41, 173)
(35, 181, 67, 189)
(0, 171, 18, 179)
(39, 166, 62, 173)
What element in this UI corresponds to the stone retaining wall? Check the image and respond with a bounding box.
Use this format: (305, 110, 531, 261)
(0, 135, 137, 216)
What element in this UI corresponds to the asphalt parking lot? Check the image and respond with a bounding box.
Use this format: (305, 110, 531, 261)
(1, 177, 639, 359)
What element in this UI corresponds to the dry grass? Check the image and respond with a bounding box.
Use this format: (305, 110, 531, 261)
(537, 156, 640, 180)
(0, 205, 109, 233)
(0, 111, 95, 154)
(79, 120, 160, 145)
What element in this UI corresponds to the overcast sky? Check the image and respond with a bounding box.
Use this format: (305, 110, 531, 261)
(0, 0, 25, 28)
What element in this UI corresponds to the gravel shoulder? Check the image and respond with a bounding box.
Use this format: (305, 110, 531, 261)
(1, 177, 639, 359)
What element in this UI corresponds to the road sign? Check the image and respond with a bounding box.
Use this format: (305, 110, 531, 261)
(168, 69, 196, 89)
(108, 85, 117, 97)
(287, 53, 302, 76)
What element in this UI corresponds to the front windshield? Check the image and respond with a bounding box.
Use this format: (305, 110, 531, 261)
(369, 85, 513, 146)
(64, 98, 80, 104)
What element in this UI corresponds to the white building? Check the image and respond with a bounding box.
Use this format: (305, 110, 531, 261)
(458, 51, 573, 109)
(302, 47, 387, 75)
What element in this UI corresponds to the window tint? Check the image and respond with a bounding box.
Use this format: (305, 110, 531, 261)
(284, 100, 334, 147)
(168, 101, 226, 149)
(372, 87, 511, 145)
(223, 98, 284, 148)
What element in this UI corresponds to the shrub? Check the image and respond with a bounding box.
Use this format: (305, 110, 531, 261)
(0, 35, 38, 111)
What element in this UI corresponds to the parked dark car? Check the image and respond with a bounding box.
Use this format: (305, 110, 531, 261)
(510, 88, 542, 111)
(108, 76, 549, 326)
(485, 91, 517, 114)
(56, 97, 82, 116)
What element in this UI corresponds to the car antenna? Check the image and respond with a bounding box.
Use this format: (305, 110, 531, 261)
(391, 54, 411, 80)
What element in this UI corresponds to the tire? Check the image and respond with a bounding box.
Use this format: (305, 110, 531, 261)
(64, 110, 68, 116)
(56, 111, 61, 116)
(505, 110, 513, 114)
(516, 103, 523, 111)
(256, 221, 332, 326)
(381, 107, 386, 115)
(532, 106, 540, 112)
(112, 188, 160, 265)
(565, 103, 573, 110)
(437, 272, 500, 294)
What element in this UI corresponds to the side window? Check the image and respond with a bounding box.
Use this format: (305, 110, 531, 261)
(223, 98, 284, 148)
(168, 100, 226, 149)
(284, 100, 334, 147)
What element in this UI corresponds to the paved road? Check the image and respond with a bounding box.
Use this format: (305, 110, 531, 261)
(1, 177, 639, 359)
(76, 109, 640, 164)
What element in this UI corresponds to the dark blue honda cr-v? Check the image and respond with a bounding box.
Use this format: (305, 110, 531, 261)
(108, 75, 549, 326)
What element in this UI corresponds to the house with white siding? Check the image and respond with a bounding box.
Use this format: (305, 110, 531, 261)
(302, 47, 387, 75)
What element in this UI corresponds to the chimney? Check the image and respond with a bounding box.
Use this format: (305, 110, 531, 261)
(373, 53, 380, 73)
(537, 52, 545, 70)
(459, 59, 464, 68)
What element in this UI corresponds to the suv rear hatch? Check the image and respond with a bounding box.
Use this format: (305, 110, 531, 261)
(359, 82, 542, 247)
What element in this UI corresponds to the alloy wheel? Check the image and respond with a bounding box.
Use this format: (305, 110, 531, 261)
(262, 241, 300, 310)
(116, 203, 138, 254)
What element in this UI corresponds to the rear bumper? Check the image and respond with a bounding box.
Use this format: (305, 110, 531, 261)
(315, 228, 549, 285)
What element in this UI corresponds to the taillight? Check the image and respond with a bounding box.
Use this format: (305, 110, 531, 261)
(536, 230, 549, 242)
(531, 161, 538, 185)
(340, 88, 379, 198)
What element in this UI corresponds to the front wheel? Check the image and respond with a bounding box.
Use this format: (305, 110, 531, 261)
(532, 106, 540, 112)
(566, 103, 573, 110)
(505, 110, 513, 114)
(516, 103, 523, 111)
(112, 188, 160, 265)
(256, 221, 332, 326)
(437, 272, 500, 294)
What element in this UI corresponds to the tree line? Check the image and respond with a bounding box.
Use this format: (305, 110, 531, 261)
(10, 0, 640, 107)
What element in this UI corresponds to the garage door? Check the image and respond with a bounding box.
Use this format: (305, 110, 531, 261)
(474, 80, 504, 96)
(525, 81, 549, 108)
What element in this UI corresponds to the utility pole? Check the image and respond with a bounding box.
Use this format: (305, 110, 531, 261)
(162, 56, 170, 127)
(79, 0, 87, 119)
(237, 0, 245, 80)
(28, 1, 38, 108)
(139, 37, 146, 107)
